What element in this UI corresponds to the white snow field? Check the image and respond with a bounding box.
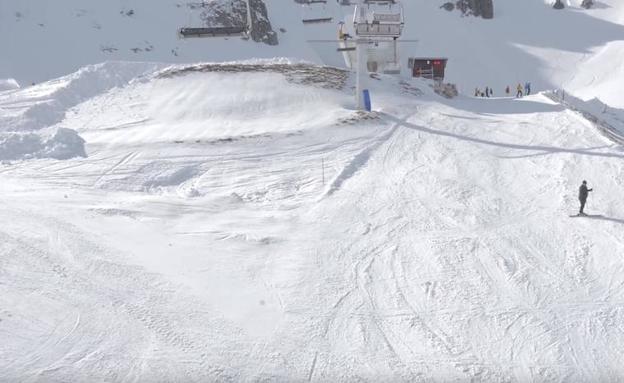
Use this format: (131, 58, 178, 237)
(2, 0, 624, 381)
(2, 59, 624, 382)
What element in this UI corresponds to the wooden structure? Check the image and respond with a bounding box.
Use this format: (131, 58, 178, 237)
(408, 58, 448, 80)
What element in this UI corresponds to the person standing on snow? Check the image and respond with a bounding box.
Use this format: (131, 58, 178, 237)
(525, 82, 531, 96)
(475, 87, 480, 97)
(505, 85, 510, 96)
(516, 83, 523, 98)
(485, 86, 490, 97)
(578, 180, 593, 215)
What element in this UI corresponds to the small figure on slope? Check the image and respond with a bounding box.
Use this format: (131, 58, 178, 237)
(578, 180, 593, 216)
(525, 81, 531, 96)
(516, 83, 523, 98)
(505, 85, 510, 96)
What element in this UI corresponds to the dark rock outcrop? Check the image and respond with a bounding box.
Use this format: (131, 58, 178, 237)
(448, 0, 494, 19)
(440, 2, 455, 11)
(195, 0, 278, 45)
(475, 0, 494, 19)
(581, 0, 593, 9)
(553, 0, 565, 9)
(249, 0, 278, 46)
(197, 1, 247, 28)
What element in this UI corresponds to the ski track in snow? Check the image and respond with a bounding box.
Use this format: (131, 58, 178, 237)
(2, 64, 624, 382)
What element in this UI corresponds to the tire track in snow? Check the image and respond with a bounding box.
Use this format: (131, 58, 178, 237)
(322, 122, 401, 198)
(93, 150, 141, 187)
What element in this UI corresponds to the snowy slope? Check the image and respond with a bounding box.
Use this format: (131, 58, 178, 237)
(394, 0, 624, 107)
(2, 60, 624, 381)
(0, 0, 321, 84)
(2, 0, 624, 381)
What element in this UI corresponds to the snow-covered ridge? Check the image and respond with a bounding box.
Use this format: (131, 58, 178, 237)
(546, 89, 624, 143)
(0, 59, 356, 161)
(0, 62, 161, 133)
(0, 79, 20, 91)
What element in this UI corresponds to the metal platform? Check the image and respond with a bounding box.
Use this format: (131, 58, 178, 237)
(302, 17, 333, 24)
(178, 26, 247, 38)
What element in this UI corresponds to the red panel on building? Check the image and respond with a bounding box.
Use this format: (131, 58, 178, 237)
(408, 58, 448, 80)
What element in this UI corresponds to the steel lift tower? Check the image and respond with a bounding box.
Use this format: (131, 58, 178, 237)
(353, 0, 404, 110)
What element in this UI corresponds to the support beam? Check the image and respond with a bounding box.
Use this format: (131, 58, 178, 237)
(356, 38, 367, 111)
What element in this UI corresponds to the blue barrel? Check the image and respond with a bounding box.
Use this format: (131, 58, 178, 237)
(363, 89, 372, 112)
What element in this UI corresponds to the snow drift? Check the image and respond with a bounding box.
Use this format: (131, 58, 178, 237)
(0, 127, 86, 161)
(0, 62, 160, 133)
(64, 60, 354, 145)
(0, 79, 20, 91)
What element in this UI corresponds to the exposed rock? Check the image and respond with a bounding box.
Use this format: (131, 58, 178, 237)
(553, 0, 565, 9)
(434, 82, 459, 98)
(249, 0, 278, 46)
(447, 0, 494, 19)
(197, 1, 247, 28)
(475, 0, 494, 19)
(157, 62, 349, 90)
(440, 2, 455, 11)
(195, 0, 278, 45)
(581, 0, 593, 9)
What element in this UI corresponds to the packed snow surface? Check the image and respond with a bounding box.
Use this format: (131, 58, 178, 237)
(2, 61, 624, 382)
(2, 0, 624, 380)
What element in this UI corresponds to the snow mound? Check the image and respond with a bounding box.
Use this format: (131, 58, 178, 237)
(0, 127, 86, 161)
(0, 62, 161, 132)
(0, 79, 20, 91)
(66, 61, 354, 144)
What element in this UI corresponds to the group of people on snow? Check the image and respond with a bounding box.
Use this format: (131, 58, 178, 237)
(515, 82, 531, 97)
(474, 86, 494, 97)
(475, 82, 532, 98)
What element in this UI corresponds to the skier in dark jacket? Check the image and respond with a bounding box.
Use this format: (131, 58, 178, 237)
(578, 180, 593, 215)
